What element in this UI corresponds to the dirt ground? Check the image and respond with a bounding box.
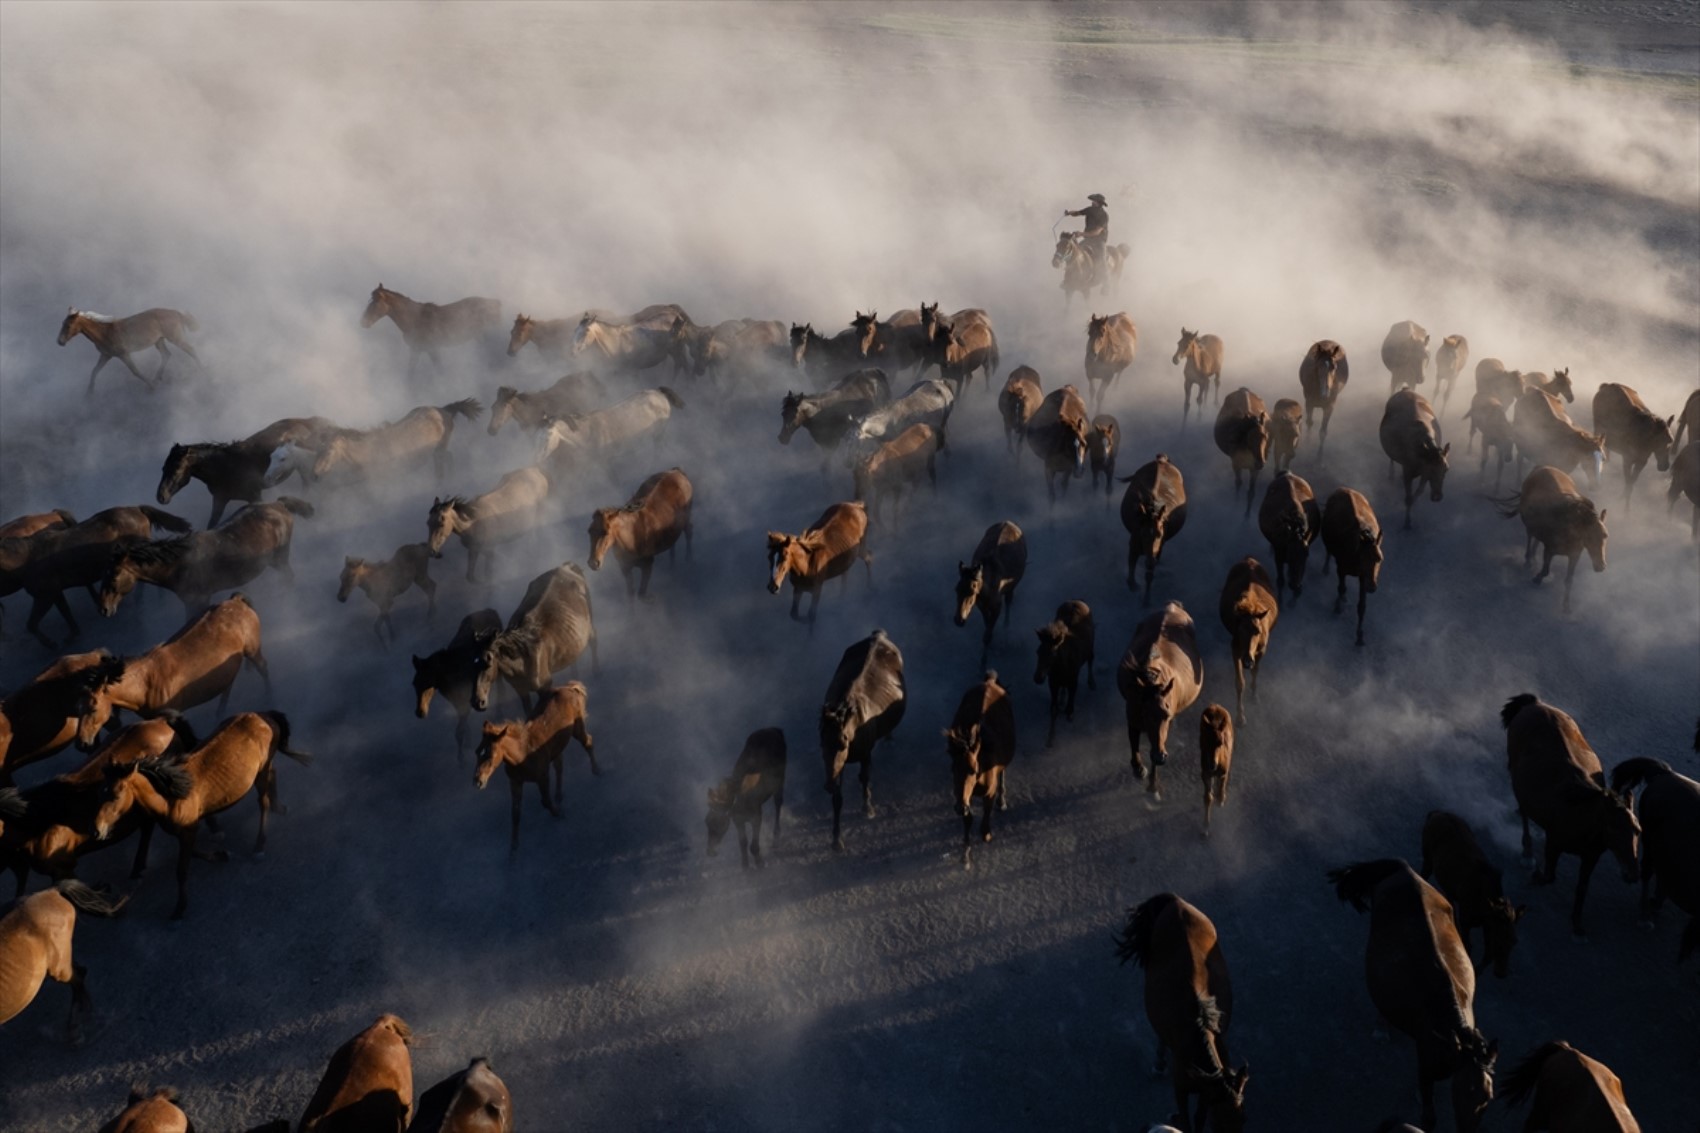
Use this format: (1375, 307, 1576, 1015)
(1, 3, 1696, 1129)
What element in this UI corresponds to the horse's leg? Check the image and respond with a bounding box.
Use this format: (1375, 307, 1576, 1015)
(1533, 546, 1555, 586)
(65, 962, 92, 1046)
(1570, 851, 1600, 937)
(860, 757, 875, 819)
(130, 819, 155, 878)
(82, 354, 115, 396)
(153, 341, 172, 383)
(1561, 553, 1580, 614)
(1126, 705, 1147, 785)
(419, 571, 438, 620)
(254, 764, 275, 854)
(115, 351, 153, 389)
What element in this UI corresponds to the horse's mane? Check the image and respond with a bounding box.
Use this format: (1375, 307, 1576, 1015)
(137, 757, 194, 800)
(1500, 693, 1539, 730)
(1500, 1041, 1570, 1109)
(124, 536, 195, 568)
(494, 623, 541, 657)
(435, 496, 476, 519)
(1327, 858, 1406, 912)
(1609, 756, 1671, 794)
(77, 311, 115, 322)
(1113, 892, 1178, 967)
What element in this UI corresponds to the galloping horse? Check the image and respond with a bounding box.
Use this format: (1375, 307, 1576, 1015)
(100, 498, 313, 615)
(361, 284, 501, 377)
(57, 308, 198, 394)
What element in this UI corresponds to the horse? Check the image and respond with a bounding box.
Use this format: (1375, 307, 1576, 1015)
(159, 416, 341, 525)
(1379, 388, 1451, 530)
(0, 879, 127, 1044)
(587, 468, 694, 599)
(1493, 466, 1609, 612)
(953, 521, 1026, 665)
(1257, 472, 1320, 602)
(1089, 414, 1121, 496)
(471, 562, 597, 713)
(100, 498, 313, 616)
(1267, 399, 1302, 473)
(298, 1013, 414, 1133)
(1512, 388, 1604, 487)
(1114, 893, 1249, 1131)
(1462, 393, 1514, 488)
(1212, 389, 1270, 518)
(852, 423, 940, 524)
(1084, 312, 1138, 411)
(851, 378, 955, 446)
(998, 367, 1043, 457)
(1035, 601, 1095, 747)
(1674, 387, 1700, 448)
(820, 629, 906, 851)
(1591, 383, 1675, 510)
(570, 304, 689, 362)
(1319, 488, 1383, 646)
(57, 307, 198, 394)
(1501, 694, 1639, 937)
(1501, 1042, 1641, 1132)
(1670, 441, 1700, 540)
(537, 387, 684, 474)
(339, 545, 437, 645)
(311, 398, 483, 482)
(412, 1057, 514, 1133)
(779, 370, 891, 463)
(1473, 358, 1526, 410)
(1052, 232, 1130, 306)
(922, 314, 1001, 393)
(0, 652, 112, 785)
(789, 322, 865, 381)
(944, 671, 1015, 869)
(571, 314, 678, 374)
(1217, 558, 1276, 726)
(1610, 756, 1699, 961)
(1025, 385, 1090, 503)
(1419, 811, 1524, 978)
(412, 609, 502, 763)
(1298, 340, 1350, 458)
(361, 284, 500, 378)
(766, 501, 873, 625)
(95, 1086, 194, 1133)
(426, 467, 551, 583)
(1381, 320, 1430, 391)
(475, 683, 597, 857)
(0, 509, 75, 540)
(1120, 455, 1188, 600)
(1328, 860, 1496, 1132)
(706, 728, 786, 870)
(1118, 602, 1204, 804)
(694, 318, 788, 384)
(507, 313, 576, 362)
(1198, 706, 1234, 838)
(487, 372, 608, 436)
(851, 309, 924, 374)
(1173, 328, 1223, 423)
(74, 595, 269, 749)
(95, 712, 309, 918)
(1434, 334, 1469, 413)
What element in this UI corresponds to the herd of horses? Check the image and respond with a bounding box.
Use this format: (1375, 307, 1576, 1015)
(7, 275, 1698, 1129)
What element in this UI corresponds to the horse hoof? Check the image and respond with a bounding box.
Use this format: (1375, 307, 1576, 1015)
(832, 838, 846, 853)
(863, 806, 876, 819)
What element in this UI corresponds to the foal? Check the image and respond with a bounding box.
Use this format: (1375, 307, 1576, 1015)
(339, 543, 437, 646)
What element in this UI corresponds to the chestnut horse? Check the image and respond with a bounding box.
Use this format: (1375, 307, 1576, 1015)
(1494, 466, 1608, 613)
(766, 501, 873, 625)
(1217, 558, 1276, 726)
(1380, 320, 1430, 391)
(1084, 312, 1137, 411)
(1198, 706, 1234, 837)
(1118, 602, 1204, 804)
(0, 879, 127, 1044)
(361, 284, 500, 377)
(587, 468, 694, 599)
(1212, 389, 1270, 518)
(1298, 341, 1349, 457)
(1120, 455, 1188, 600)
(1025, 385, 1090, 503)
(95, 1087, 194, 1133)
(339, 544, 437, 645)
(507, 313, 575, 362)
(944, 671, 1015, 869)
(820, 629, 906, 851)
(1501, 1042, 1641, 1132)
(0, 652, 112, 784)
(706, 728, 787, 870)
(998, 367, 1043, 456)
(413, 1058, 514, 1133)
(57, 307, 198, 394)
(299, 1013, 414, 1133)
(475, 683, 597, 857)
(1173, 328, 1223, 423)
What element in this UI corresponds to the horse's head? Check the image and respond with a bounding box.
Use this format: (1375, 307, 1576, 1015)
(766, 532, 800, 593)
(1172, 327, 1198, 366)
(95, 758, 188, 839)
(1358, 524, 1384, 591)
(789, 323, 812, 369)
(99, 547, 141, 616)
(469, 639, 507, 713)
(819, 702, 858, 791)
(338, 557, 369, 603)
(571, 312, 600, 355)
(942, 721, 982, 780)
(778, 391, 808, 444)
(587, 509, 622, 571)
(704, 779, 736, 856)
(1126, 500, 1170, 588)
(1578, 502, 1608, 573)
(474, 721, 522, 788)
(954, 561, 984, 627)
(852, 311, 879, 358)
(1034, 621, 1068, 684)
(73, 655, 127, 750)
(361, 284, 392, 328)
(1450, 1033, 1496, 1133)
(1549, 366, 1574, 403)
(426, 497, 465, 556)
(1601, 787, 1641, 883)
(56, 307, 82, 346)
(919, 302, 940, 340)
(1653, 415, 1677, 472)
(507, 314, 534, 356)
(1481, 893, 1526, 979)
(411, 654, 437, 718)
(1132, 663, 1179, 722)
(263, 444, 296, 488)
(488, 387, 518, 436)
(1052, 233, 1077, 267)
(157, 444, 194, 504)
(1419, 439, 1450, 501)
(1086, 313, 1109, 347)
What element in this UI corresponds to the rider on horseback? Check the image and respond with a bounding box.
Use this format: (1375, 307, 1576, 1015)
(1064, 193, 1110, 286)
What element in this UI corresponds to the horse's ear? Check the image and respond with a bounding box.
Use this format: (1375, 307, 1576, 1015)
(1597, 508, 1608, 523)
(411, 655, 424, 670)
(432, 496, 441, 507)
(67, 305, 77, 314)
(1441, 442, 1451, 456)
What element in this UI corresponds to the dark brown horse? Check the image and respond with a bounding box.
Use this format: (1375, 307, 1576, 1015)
(1501, 694, 1639, 937)
(1298, 340, 1349, 457)
(1328, 860, 1496, 1132)
(57, 307, 198, 394)
(1610, 756, 1699, 962)
(1257, 472, 1320, 602)
(158, 416, 340, 526)
(361, 284, 501, 377)
(998, 367, 1043, 457)
(1494, 466, 1608, 613)
(944, 671, 1015, 869)
(1501, 1041, 1641, 1132)
(1217, 558, 1276, 727)
(1419, 810, 1524, 978)
(706, 728, 786, 870)
(1381, 320, 1430, 391)
(953, 522, 1026, 666)
(1117, 602, 1204, 804)
(0, 652, 111, 784)
(100, 498, 313, 616)
(1120, 455, 1188, 600)
(339, 544, 437, 645)
(1591, 382, 1675, 510)
(1212, 389, 1270, 518)
(1114, 893, 1248, 1131)
(413, 609, 502, 762)
(789, 321, 865, 381)
(1379, 388, 1450, 529)
(820, 629, 906, 851)
(1319, 488, 1382, 646)
(1089, 414, 1121, 496)
(1268, 398, 1302, 472)
(1034, 600, 1095, 746)
(779, 369, 891, 461)
(1025, 385, 1090, 503)
(1670, 440, 1700, 540)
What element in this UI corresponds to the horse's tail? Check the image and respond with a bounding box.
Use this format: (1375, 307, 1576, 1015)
(1327, 859, 1406, 913)
(52, 508, 78, 526)
(275, 496, 316, 518)
(1610, 756, 1672, 795)
(1112, 892, 1177, 968)
(0, 786, 25, 821)
(987, 336, 1001, 378)
(156, 708, 201, 754)
(442, 397, 484, 421)
(179, 312, 199, 332)
(1489, 490, 1522, 519)
(1501, 1041, 1571, 1110)
(658, 386, 685, 410)
(55, 878, 128, 918)
(139, 505, 193, 534)
(263, 710, 313, 765)
(1500, 693, 1539, 730)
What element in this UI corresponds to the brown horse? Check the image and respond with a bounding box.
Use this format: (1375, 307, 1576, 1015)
(75, 595, 269, 748)
(311, 398, 483, 482)
(412, 609, 502, 762)
(1319, 488, 1383, 646)
(1670, 440, 1700, 539)
(159, 416, 341, 526)
(998, 366, 1043, 456)
(1501, 1042, 1641, 1132)
(96, 1085, 193, 1133)
(0, 509, 75, 540)
(588, 468, 694, 599)
(1089, 414, 1121, 496)
(1495, 466, 1608, 612)
(1198, 706, 1234, 837)
(1114, 893, 1248, 1131)
(1052, 232, 1129, 307)
(1120, 454, 1188, 600)
(923, 314, 1000, 393)
(475, 683, 597, 857)
(1, 652, 114, 783)
(1025, 385, 1090, 503)
(852, 309, 924, 374)
(1610, 757, 1699, 961)
(339, 544, 437, 645)
(1118, 602, 1204, 804)
(789, 322, 865, 381)
(1502, 694, 1639, 937)
(1298, 340, 1350, 457)
(506, 313, 576, 362)
(426, 467, 551, 582)
(1462, 392, 1514, 487)
(1420, 810, 1524, 978)
(1173, 328, 1223, 423)
(954, 521, 1026, 665)
(537, 387, 684, 474)
(299, 1013, 414, 1133)
(1473, 358, 1525, 409)
(0, 879, 127, 1043)
(853, 423, 940, 523)
(944, 671, 1015, 869)
(100, 498, 312, 616)
(57, 307, 198, 394)
(1329, 859, 1496, 1132)
(706, 728, 786, 869)
(487, 372, 608, 436)
(1433, 334, 1469, 413)
(1084, 312, 1138, 411)
(1217, 558, 1276, 726)
(1213, 389, 1270, 518)
(1381, 320, 1430, 391)
(694, 318, 788, 383)
(1258, 472, 1320, 602)
(779, 370, 891, 461)
(1379, 388, 1451, 530)
(96, 712, 309, 918)
(471, 563, 597, 712)
(361, 284, 500, 377)
(412, 1058, 514, 1133)
(1591, 383, 1675, 509)
(1268, 398, 1302, 472)
(766, 501, 872, 625)
(1673, 387, 1700, 447)
(1034, 601, 1095, 747)
(820, 630, 906, 851)
(1512, 388, 1604, 487)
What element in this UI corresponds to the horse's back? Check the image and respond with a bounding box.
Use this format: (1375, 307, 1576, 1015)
(1363, 866, 1474, 1033)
